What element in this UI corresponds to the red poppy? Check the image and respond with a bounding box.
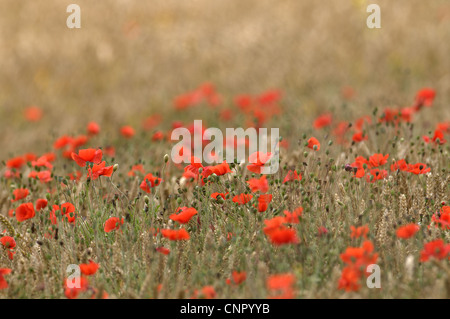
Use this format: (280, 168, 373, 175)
(128, 164, 145, 177)
(64, 276, 89, 299)
(366, 169, 388, 182)
(231, 271, 246, 285)
(247, 152, 272, 174)
(350, 225, 369, 239)
(152, 131, 164, 141)
(415, 88, 436, 109)
(0, 236, 16, 250)
(396, 224, 420, 239)
(352, 131, 367, 142)
(156, 247, 170, 255)
(15, 202, 35, 222)
(257, 194, 273, 212)
(80, 260, 99, 276)
(35, 198, 48, 210)
(263, 216, 287, 235)
(88, 161, 114, 180)
(313, 113, 333, 129)
(407, 163, 431, 175)
(232, 194, 253, 205)
(307, 137, 320, 151)
(0, 268, 12, 289)
(104, 217, 124, 232)
(266, 227, 299, 246)
(120, 126, 135, 138)
(169, 207, 198, 224)
(161, 228, 190, 240)
(431, 206, 450, 230)
(71, 148, 103, 167)
(391, 159, 408, 172)
(140, 173, 163, 193)
(283, 207, 303, 224)
(368, 153, 389, 168)
(6, 156, 25, 169)
(338, 266, 361, 292)
(247, 175, 269, 193)
(267, 273, 295, 299)
(211, 192, 228, 200)
(24, 106, 43, 122)
(420, 239, 449, 262)
(283, 170, 302, 183)
(202, 162, 232, 178)
(87, 122, 100, 135)
(11, 188, 29, 202)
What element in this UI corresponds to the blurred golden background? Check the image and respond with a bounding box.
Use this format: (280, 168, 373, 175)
(0, 0, 449, 154)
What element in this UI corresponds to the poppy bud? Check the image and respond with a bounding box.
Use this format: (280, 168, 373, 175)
(113, 164, 119, 172)
(164, 154, 169, 163)
(144, 195, 150, 204)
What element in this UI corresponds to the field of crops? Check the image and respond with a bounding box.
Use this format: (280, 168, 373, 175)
(0, 0, 449, 299)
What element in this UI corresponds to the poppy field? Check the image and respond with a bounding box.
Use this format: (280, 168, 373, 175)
(0, 1, 449, 299)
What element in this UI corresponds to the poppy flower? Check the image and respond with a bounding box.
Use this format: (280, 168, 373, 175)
(0, 236, 16, 250)
(88, 161, 114, 180)
(36, 170, 52, 183)
(211, 192, 228, 200)
(152, 131, 164, 141)
(104, 217, 124, 233)
(161, 228, 190, 241)
(263, 216, 287, 235)
(247, 152, 272, 174)
(313, 113, 332, 129)
(266, 227, 299, 246)
(350, 225, 369, 239)
(140, 173, 163, 193)
(128, 164, 145, 177)
(307, 137, 320, 151)
(199, 286, 216, 299)
(15, 202, 35, 222)
(64, 276, 89, 299)
(232, 194, 253, 205)
(419, 239, 450, 262)
(71, 148, 103, 167)
(202, 162, 232, 178)
(11, 188, 29, 202)
(142, 114, 162, 131)
(366, 169, 388, 182)
(431, 206, 450, 230)
(407, 163, 431, 175)
(0, 268, 12, 289)
(352, 131, 367, 142)
(87, 122, 100, 135)
(283, 207, 303, 224)
(415, 88, 436, 109)
(396, 224, 420, 239)
(247, 175, 269, 193)
(6, 156, 25, 169)
(257, 194, 272, 212)
(340, 240, 378, 268)
(156, 247, 170, 255)
(283, 170, 302, 183)
(35, 199, 48, 210)
(391, 159, 408, 172)
(338, 266, 361, 292)
(267, 273, 295, 299)
(169, 207, 198, 224)
(80, 260, 99, 276)
(231, 271, 246, 285)
(120, 126, 135, 138)
(368, 153, 389, 168)
(24, 106, 43, 122)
